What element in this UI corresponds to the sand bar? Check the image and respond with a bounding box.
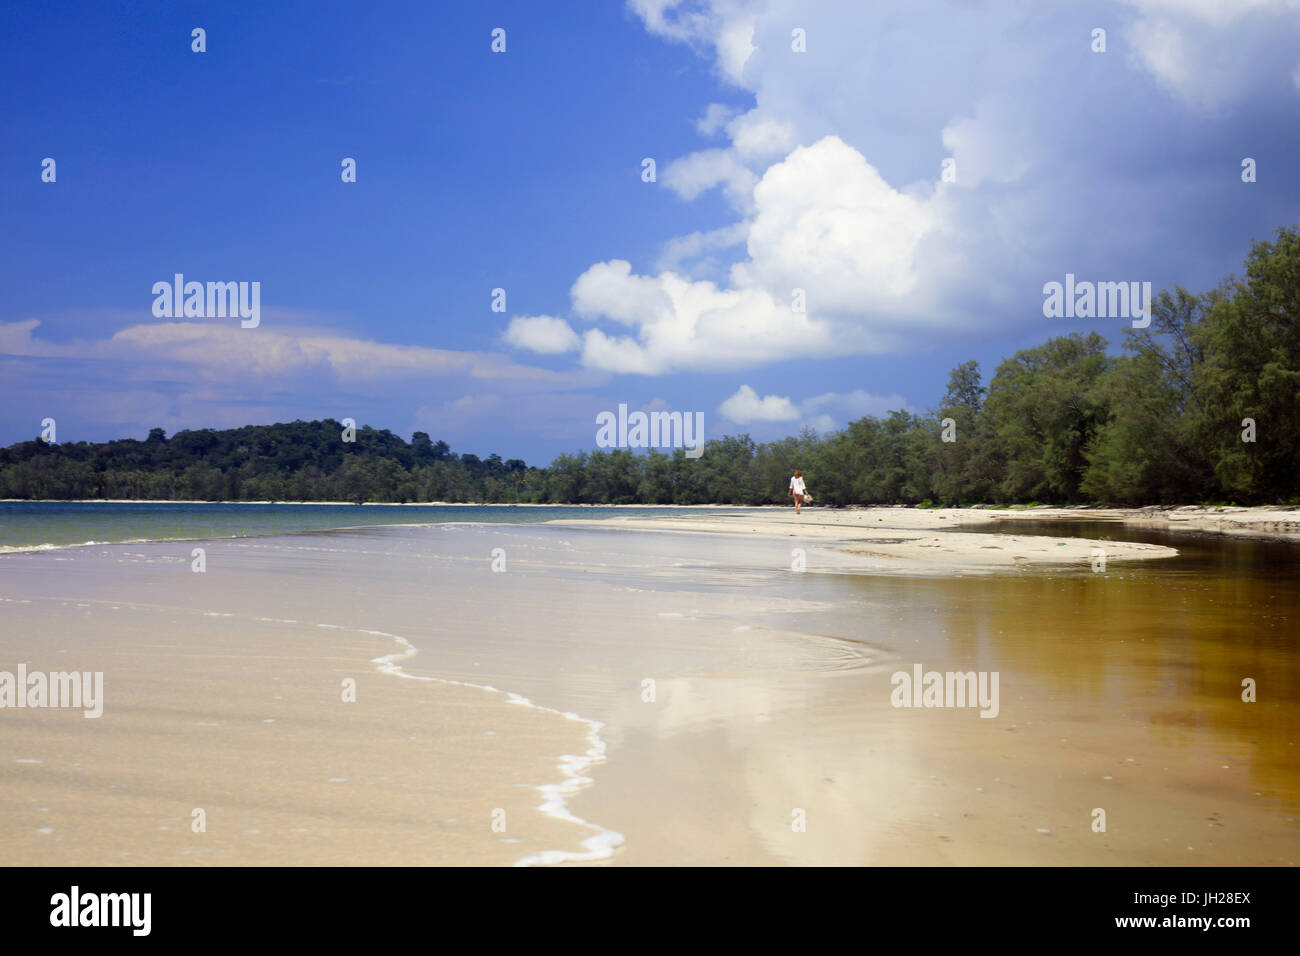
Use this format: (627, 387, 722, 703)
(546, 506, 1180, 569)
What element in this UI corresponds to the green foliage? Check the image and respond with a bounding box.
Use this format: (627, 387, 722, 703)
(0, 420, 547, 504)
(4, 229, 1298, 506)
(983, 332, 1113, 503)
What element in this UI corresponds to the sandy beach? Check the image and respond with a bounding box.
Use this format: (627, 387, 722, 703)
(1, 510, 1296, 866)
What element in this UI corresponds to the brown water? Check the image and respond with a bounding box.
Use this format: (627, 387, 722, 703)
(822, 517, 1300, 861)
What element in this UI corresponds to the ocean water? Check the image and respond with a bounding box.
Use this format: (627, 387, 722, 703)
(0, 501, 749, 550)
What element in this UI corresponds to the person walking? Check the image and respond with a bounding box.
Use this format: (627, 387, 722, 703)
(789, 469, 809, 514)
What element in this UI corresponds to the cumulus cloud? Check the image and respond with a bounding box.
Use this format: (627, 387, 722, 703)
(718, 384, 910, 430)
(502, 315, 581, 354)
(505, 1, 1300, 380)
(571, 259, 674, 326)
(734, 136, 937, 310)
(718, 384, 798, 423)
(510, 136, 941, 374)
(572, 269, 830, 374)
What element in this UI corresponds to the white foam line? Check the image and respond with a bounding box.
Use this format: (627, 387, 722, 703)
(0, 540, 101, 554)
(363, 629, 624, 867)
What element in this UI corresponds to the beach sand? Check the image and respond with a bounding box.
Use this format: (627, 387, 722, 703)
(1, 515, 1295, 866)
(546, 506, 1179, 569)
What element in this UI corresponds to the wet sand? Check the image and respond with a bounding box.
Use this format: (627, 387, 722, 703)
(1, 518, 1296, 866)
(0, 603, 603, 866)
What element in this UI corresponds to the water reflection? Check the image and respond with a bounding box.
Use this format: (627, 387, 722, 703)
(834, 520, 1299, 818)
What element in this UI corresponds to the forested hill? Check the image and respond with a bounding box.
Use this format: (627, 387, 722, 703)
(0, 421, 534, 504)
(3, 227, 1299, 507)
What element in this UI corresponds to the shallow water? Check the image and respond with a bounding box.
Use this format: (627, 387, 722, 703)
(0, 501, 754, 549)
(0, 511, 1295, 864)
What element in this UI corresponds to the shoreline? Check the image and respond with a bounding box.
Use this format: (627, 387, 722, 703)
(544, 508, 1181, 570)
(0, 499, 759, 507)
(4, 498, 1296, 531)
(4, 502, 1298, 560)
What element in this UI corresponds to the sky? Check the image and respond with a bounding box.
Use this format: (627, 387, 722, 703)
(2, 0, 1298, 464)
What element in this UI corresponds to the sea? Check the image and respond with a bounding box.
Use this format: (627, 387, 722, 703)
(0, 501, 745, 551)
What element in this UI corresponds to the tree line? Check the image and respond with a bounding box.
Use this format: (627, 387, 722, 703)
(3, 227, 1297, 506)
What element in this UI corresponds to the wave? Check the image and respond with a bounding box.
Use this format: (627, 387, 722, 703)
(363, 627, 625, 866)
(0, 540, 103, 554)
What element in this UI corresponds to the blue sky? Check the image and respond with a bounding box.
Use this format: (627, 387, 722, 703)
(3, 0, 1298, 464)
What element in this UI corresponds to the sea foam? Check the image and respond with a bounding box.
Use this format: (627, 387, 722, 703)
(364, 629, 625, 866)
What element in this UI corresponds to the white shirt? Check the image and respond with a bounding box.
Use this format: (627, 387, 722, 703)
(790, 476, 806, 494)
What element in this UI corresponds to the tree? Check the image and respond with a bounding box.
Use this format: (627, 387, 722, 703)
(1081, 288, 1215, 503)
(1191, 226, 1300, 501)
(984, 333, 1112, 502)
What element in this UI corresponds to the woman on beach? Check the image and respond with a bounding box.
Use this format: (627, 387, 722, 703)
(789, 470, 809, 514)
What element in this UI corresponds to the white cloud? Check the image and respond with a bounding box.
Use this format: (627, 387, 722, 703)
(1124, 16, 1197, 101)
(714, 10, 759, 83)
(1, 315, 615, 449)
(629, 0, 758, 85)
(719, 384, 911, 429)
(555, 0, 1300, 379)
(1123, 0, 1299, 28)
(2, 317, 600, 389)
(726, 110, 796, 162)
(939, 98, 1035, 189)
(109, 322, 590, 385)
(0, 319, 51, 355)
(502, 315, 581, 354)
(508, 135, 949, 375)
(571, 271, 829, 374)
(718, 384, 798, 423)
(696, 102, 737, 135)
(661, 147, 757, 208)
(653, 221, 749, 273)
(1120, 0, 1300, 107)
(735, 136, 937, 309)
(571, 260, 674, 326)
